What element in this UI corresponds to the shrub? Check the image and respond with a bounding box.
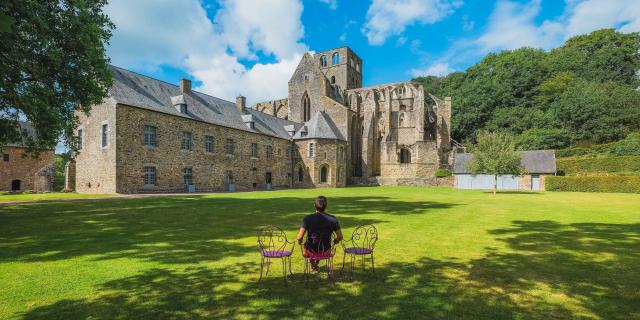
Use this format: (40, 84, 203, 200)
(517, 128, 571, 150)
(557, 156, 640, 176)
(609, 132, 640, 156)
(546, 176, 640, 193)
(435, 169, 452, 178)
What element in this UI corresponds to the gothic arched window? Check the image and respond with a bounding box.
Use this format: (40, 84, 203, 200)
(331, 76, 336, 84)
(332, 52, 340, 65)
(298, 165, 304, 182)
(302, 92, 311, 122)
(320, 55, 328, 67)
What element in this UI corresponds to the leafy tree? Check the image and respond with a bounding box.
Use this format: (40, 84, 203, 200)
(549, 80, 640, 143)
(469, 131, 523, 194)
(544, 29, 640, 87)
(0, 0, 113, 156)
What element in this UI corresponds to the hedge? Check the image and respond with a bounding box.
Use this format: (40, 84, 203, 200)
(556, 156, 640, 176)
(546, 176, 640, 193)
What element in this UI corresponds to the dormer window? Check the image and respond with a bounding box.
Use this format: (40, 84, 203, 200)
(249, 122, 255, 129)
(180, 104, 187, 114)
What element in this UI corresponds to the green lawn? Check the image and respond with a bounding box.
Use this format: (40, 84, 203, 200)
(0, 192, 115, 203)
(0, 187, 638, 319)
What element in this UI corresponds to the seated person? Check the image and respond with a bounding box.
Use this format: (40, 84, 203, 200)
(296, 196, 343, 271)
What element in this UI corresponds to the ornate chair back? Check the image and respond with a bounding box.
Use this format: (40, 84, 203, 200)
(258, 225, 290, 254)
(302, 230, 337, 257)
(347, 224, 378, 251)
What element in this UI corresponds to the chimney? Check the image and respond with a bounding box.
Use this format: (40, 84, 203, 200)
(236, 95, 246, 111)
(180, 78, 192, 94)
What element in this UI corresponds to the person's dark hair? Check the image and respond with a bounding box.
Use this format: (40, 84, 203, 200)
(314, 196, 327, 212)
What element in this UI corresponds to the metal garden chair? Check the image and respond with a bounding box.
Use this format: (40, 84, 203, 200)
(300, 231, 337, 284)
(341, 224, 378, 279)
(257, 225, 295, 285)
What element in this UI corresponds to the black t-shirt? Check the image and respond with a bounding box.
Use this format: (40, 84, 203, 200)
(302, 212, 340, 252)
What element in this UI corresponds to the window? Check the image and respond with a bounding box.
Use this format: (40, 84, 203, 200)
(332, 52, 340, 65)
(356, 63, 360, 72)
(143, 166, 156, 186)
(251, 143, 258, 158)
(266, 145, 273, 160)
(320, 166, 329, 183)
(225, 170, 234, 184)
(144, 125, 157, 147)
(77, 129, 83, 150)
(350, 57, 354, 68)
(205, 135, 214, 153)
(331, 76, 336, 84)
(400, 148, 411, 164)
(101, 124, 108, 148)
(226, 139, 234, 155)
(308, 143, 314, 158)
(181, 131, 192, 150)
(399, 113, 406, 127)
(298, 166, 304, 182)
(3, 154, 8, 162)
(302, 92, 311, 122)
(338, 146, 344, 160)
(180, 104, 188, 114)
(320, 55, 327, 67)
(183, 167, 193, 186)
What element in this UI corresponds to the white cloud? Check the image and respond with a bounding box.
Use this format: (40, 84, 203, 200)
(410, 62, 454, 77)
(105, 0, 307, 104)
(362, 0, 462, 45)
(318, 0, 338, 10)
(476, 0, 640, 53)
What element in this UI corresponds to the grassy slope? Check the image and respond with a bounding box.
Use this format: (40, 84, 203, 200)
(0, 187, 638, 319)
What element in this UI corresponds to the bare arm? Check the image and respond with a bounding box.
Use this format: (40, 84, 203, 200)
(296, 227, 306, 244)
(334, 229, 343, 244)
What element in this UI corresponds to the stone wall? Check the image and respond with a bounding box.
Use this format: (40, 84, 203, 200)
(293, 139, 347, 188)
(75, 100, 118, 193)
(254, 98, 289, 119)
(0, 146, 55, 191)
(114, 105, 294, 193)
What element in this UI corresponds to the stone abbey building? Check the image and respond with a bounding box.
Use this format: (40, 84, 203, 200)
(72, 46, 452, 193)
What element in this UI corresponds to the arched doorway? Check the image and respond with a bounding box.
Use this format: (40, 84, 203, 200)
(11, 179, 21, 191)
(320, 166, 329, 183)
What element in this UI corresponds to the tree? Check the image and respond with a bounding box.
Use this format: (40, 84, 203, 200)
(469, 131, 523, 194)
(0, 0, 113, 156)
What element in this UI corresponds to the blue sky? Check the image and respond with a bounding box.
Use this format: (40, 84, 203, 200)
(104, 0, 639, 107)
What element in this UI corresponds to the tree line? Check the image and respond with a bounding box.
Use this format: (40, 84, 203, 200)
(416, 29, 640, 150)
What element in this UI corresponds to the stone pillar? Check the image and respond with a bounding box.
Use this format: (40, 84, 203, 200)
(65, 161, 76, 191)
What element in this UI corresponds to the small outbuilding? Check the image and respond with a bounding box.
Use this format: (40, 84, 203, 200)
(453, 150, 556, 191)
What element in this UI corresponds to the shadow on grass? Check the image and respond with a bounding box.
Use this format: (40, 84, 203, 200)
(18, 221, 640, 319)
(0, 195, 456, 264)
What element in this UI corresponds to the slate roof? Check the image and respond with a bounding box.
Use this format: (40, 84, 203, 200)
(292, 111, 346, 141)
(6, 121, 39, 147)
(453, 150, 557, 174)
(109, 65, 301, 140)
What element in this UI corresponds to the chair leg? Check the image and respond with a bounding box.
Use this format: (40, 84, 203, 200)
(288, 256, 293, 276)
(340, 251, 346, 274)
(282, 258, 287, 286)
(371, 253, 375, 273)
(349, 255, 355, 280)
(265, 257, 270, 279)
(259, 256, 264, 281)
(362, 254, 366, 271)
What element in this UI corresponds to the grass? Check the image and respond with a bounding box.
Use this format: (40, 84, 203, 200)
(0, 186, 638, 319)
(0, 192, 115, 203)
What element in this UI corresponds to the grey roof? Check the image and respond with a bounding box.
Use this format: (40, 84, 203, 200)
(453, 150, 556, 174)
(109, 65, 301, 140)
(293, 111, 346, 141)
(6, 121, 39, 147)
